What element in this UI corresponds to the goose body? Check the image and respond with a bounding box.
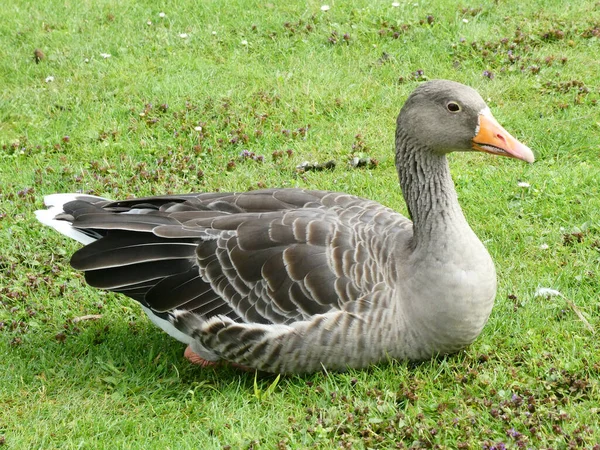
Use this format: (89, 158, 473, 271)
(35, 80, 534, 373)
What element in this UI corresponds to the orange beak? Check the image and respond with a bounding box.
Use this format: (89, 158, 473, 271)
(472, 110, 535, 163)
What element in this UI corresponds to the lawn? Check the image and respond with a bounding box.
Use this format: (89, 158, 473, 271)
(1, 0, 599, 448)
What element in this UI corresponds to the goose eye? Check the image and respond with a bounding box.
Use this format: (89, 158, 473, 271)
(447, 102, 461, 112)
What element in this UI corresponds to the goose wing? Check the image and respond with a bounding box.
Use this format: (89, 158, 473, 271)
(64, 189, 411, 327)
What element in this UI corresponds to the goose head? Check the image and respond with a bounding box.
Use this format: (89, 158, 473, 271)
(397, 79, 535, 163)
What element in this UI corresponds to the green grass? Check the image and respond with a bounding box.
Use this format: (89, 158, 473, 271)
(1, 0, 599, 448)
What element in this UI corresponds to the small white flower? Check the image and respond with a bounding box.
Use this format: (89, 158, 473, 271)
(517, 181, 530, 188)
(462, 18, 469, 23)
(179, 33, 188, 38)
(539, 243, 549, 250)
(392, 2, 400, 6)
(534, 287, 562, 297)
(45, 76, 54, 83)
(194, 126, 203, 131)
(320, 5, 330, 11)
(212, 31, 217, 35)
(147, 20, 152, 25)
(241, 39, 248, 45)
(159, 12, 166, 18)
(534, 287, 594, 333)
(100, 53, 111, 59)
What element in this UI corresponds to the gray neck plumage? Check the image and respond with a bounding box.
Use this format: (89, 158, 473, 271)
(395, 128, 473, 250)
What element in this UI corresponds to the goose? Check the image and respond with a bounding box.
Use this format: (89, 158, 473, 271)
(35, 80, 534, 374)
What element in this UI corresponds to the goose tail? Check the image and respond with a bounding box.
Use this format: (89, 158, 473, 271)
(35, 193, 108, 245)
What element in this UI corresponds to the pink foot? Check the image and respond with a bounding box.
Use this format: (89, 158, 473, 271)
(183, 345, 254, 371)
(184, 345, 218, 367)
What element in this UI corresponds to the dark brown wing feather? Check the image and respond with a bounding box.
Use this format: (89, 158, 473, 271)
(62, 189, 404, 326)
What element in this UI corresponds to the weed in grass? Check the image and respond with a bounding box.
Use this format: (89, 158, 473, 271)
(253, 373, 281, 402)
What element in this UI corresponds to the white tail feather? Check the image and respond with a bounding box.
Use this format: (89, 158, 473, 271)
(141, 306, 194, 344)
(35, 193, 110, 245)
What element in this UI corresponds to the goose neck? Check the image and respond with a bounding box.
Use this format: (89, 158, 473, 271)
(395, 130, 472, 249)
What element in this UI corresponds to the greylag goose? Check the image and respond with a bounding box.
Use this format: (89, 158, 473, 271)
(35, 80, 534, 374)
